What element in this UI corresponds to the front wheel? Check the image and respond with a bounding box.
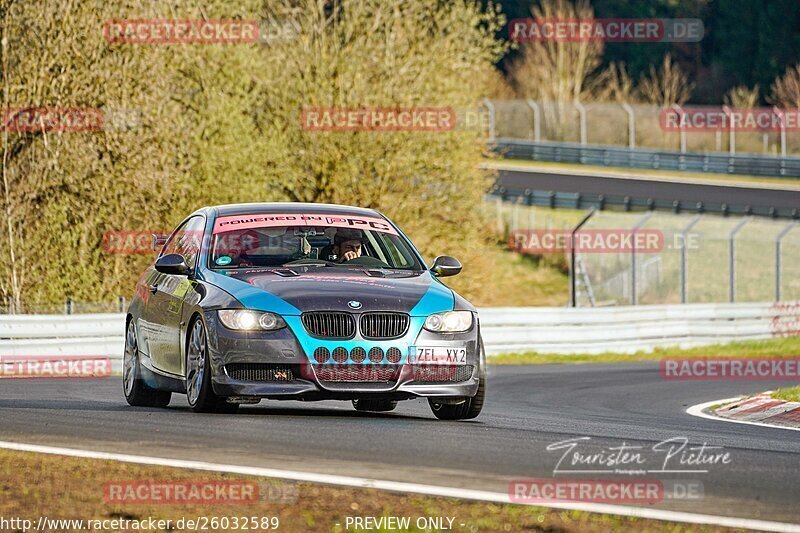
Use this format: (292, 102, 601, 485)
(428, 374, 485, 420)
(428, 341, 486, 420)
(123, 320, 171, 408)
(186, 318, 238, 414)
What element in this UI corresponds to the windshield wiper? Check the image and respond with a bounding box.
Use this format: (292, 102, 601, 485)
(279, 260, 335, 267)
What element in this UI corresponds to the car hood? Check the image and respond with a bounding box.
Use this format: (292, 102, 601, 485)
(204, 268, 454, 316)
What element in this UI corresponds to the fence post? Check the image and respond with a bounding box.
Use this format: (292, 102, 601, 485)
(512, 197, 520, 232)
(729, 217, 751, 302)
(680, 214, 702, 303)
(526, 99, 541, 142)
(527, 191, 535, 232)
(495, 195, 503, 235)
(775, 221, 796, 301)
(670, 104, 686, 153)
(631, 211, 654, 305)
(574, 100, 587, 145)
(65, 297, 73, 315)
(772, 106, 786, 175)
(482, 98, 496, 143)
(118, 295, 126, 313)
(723, 106, 735, 155)
(621, 102, 635, 149)
(570, 208, 596, 307)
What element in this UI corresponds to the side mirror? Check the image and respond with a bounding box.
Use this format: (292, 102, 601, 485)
(431, 255, 462, 277)
(155, 253, 190, 276)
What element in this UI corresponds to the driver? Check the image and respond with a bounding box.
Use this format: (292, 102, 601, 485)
(332, 228, 365, 263)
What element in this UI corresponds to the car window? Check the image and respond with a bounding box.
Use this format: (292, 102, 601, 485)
(380, 235, 416, 268)
(161, 216, 205, 269)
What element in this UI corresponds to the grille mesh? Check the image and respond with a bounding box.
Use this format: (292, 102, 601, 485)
(302, 312, 355, 338)
(386, 347, 402, 363)
(360, 313, 410, 340)
(315, 364, 401, 383)
(411, 365, 473, 383)
(313, 347, 330, 363)
(226, 364, 295, 382)
(368, 347, 384, 363)
(350, 346, 367, 363)
(332, 347, 349, 363)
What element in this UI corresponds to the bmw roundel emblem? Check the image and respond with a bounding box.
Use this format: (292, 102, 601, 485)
(348, 300, 362, 310)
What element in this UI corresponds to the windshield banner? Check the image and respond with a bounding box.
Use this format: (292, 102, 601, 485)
(213, 214, 399, 235)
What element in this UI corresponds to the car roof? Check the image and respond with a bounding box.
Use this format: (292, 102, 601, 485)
(204, 202, 383, 218)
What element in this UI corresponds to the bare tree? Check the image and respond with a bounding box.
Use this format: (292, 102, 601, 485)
(1, 0, 24, 311)
(724, 85, 760, 108)
(589, 61, 634, 103)
(636, 54, 693, 106)
(768, 65, 800, 108)
(507, 0, 603, 103)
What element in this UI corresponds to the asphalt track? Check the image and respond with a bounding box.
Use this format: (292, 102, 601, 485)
(496, 168, 800, 212)
(1, 363, 799, 526)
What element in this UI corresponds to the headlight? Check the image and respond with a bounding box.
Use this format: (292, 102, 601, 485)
(423, 311, 473, 333)
(217, 310, 286, 331)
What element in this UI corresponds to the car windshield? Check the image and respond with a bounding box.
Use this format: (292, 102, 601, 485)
(208, 213, 424, 270)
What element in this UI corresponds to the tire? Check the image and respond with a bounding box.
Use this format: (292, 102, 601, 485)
(185, 317, 238, 414)
(352, 399, 397, 412)
(428, 340, 486, 421)
(123, 320, 171, 408)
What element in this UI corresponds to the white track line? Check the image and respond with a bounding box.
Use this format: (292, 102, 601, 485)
(687, 397, 800, 433)
(0, 440, 797, 532)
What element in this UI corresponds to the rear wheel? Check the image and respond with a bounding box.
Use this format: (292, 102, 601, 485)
(186, 318, 239, 414)
(352, 399, 397, 412)
(123, 320, 171, 408)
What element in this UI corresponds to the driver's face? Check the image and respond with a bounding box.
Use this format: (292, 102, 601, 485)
(339, 240, 362, 257)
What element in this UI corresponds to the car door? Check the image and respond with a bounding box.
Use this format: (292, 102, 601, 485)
(144, 216, 204, 375)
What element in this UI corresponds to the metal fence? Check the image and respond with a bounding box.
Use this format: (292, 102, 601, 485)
(493, 199, 800, 307)
(0, 297, 128, 315)
(484, 99, 800, 177)
(494, 138, 800, 178)
(487, 99, 800, 155)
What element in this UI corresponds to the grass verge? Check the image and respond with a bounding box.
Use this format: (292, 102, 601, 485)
(0, 448, 735, 532)
(772, 385, 800, 402)
(489, 337, 800, 365)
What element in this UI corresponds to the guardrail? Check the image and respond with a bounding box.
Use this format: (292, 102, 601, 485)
(480, 302, 798, 354)
(0, 313, 125, 370)
(1, 303, 797, 362)
(495, 138, 800, 178)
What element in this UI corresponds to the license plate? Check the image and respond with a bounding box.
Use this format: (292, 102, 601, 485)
(410, 346, 467, 365)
